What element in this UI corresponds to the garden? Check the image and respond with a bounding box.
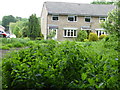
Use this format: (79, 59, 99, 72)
(1, 34, 119, 89)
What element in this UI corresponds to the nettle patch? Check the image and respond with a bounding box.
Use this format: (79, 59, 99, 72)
(2, 40, 119, 89)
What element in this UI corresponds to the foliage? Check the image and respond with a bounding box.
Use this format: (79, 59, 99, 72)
(89, 33, 98, 41)
(2, 40, 119, 89)
(99, 34, 107, 40)
(28, 14, 41, 40)
(0, 46, 10, 50)
(91, 0, 114, 4)
(9, 20, 28, 38)
(101, 2, 120, 37)
(47, 30, 56, 39)
(2, 15, 16, 31)
(0, 38, 32, 49)
(84, 39, 89, 42)
(76, 30, 88, 41)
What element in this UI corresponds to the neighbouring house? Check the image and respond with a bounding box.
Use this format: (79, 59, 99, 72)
(0, 25, 5, 31)
(41, 2, 115, 41)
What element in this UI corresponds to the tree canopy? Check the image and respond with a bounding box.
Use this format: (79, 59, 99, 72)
(91, 0, 114, 4)
(28, 14, 41, 39)
(2, 15, 16, 31)
(101, 1, 120, 37)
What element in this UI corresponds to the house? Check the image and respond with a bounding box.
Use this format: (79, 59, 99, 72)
(0, 25, 5, 31)
(41, 2, 115, 41)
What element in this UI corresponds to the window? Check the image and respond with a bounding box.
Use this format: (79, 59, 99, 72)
(52, 15, 59, 21)
(64, 29, 77, 37)
(99, 17, 106, 22)
(85, 16, 91, 22)
(68, 15, 77, 22)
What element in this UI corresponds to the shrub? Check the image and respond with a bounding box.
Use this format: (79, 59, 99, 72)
(89, 33, 98, 41)
(84, 39, 89, 42)
(2, 40, 119, 89)
(99, 34, 107, 40)
(76, 30, 88, 41)
(1, 46, 10, 50)
(6, 44, 13, 48)
(13, 42, 23, 47)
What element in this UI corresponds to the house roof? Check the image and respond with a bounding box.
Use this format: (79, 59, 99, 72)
(44, 2, 116, 17)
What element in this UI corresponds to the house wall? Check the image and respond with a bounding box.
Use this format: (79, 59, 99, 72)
(47, 15, 102, 41)
(41, 4, 48, 40)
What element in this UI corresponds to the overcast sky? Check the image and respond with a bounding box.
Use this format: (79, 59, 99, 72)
(0, 0, 114, 20)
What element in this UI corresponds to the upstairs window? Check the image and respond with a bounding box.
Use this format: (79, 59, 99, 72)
(52, 15, 59, 21)
(85, 16, 91, 22)
(68, 15, 77, 22)
(99, 17, 106, 22)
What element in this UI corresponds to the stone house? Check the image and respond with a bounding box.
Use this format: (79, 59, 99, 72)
(41, 2, 115, 41)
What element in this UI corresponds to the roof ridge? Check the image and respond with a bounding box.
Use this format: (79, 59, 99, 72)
(44, 1, 115, 6)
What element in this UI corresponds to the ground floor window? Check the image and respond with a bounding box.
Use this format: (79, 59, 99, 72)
(64, 29, 77, 37)
(96, 30, 107, 37)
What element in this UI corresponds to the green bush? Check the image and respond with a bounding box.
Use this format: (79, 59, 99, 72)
(84, 39, 89, 42)
(12, 42, 23, 47)
(6, 44, 13, 48)
(2, 40, 119, 89)
(1, 46, 10, 50)
(89, 33, 98, 41)
(99, 34, 107, 40)
(76, 30, 88, 41)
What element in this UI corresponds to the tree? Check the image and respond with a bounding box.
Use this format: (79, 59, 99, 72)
(9, 19, 28, 38)
(101, 1, 120, 37)
(2, 15, 16, 31)
(28, 14, 41, 39)
(91, 0, 114, 4)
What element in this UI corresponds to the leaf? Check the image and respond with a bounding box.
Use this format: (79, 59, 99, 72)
(88, 78, 95, 85)
(81, 73, 87, 80)
(99, 83, 104, 88)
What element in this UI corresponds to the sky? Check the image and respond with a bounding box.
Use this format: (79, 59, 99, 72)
(0, 0, 114, 20)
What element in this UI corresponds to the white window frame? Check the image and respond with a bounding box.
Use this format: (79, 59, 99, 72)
(95, 28, 107, 37)
(99, 17, 106, 23)
(52, 15, 59, 21)
(68, 15, 77, 22)
(84, 16, 91, 23)
(63, 29, 77, 37)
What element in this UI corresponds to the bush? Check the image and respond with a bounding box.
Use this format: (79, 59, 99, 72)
(76, 30, 88, 41)
(89, 33, 98, 41)
(12, 42, 24, 47)
(1, 46, 10, 50)
(6, 44, 13, 48)
(84, 39, 89, 42)
(99, 34, 107, 40)
(2, 40, 119, 89)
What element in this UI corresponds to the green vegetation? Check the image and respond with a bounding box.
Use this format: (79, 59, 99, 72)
(2, 39, 119, 89)
(76, 30, 88, 41)
(88, 33, 98, 41)
(2, 15, 17, 31)
(9, 19, 28, 38)
(99, 34, 107, 40)
(1, 1, 120, 89)
(0, 38, 34, 49)
(91, 0, 114, 5)
(28, 14, 42, 40)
